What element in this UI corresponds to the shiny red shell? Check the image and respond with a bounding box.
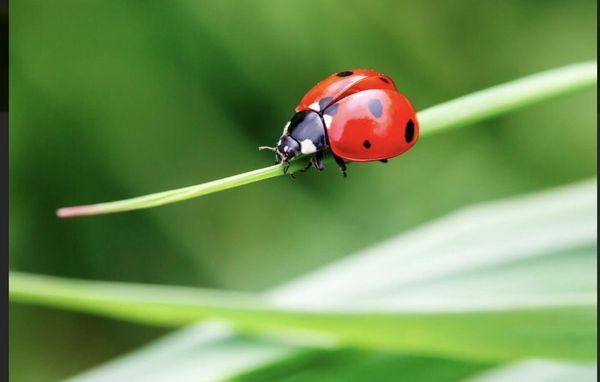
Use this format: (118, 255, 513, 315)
(296, 69, 418, 162)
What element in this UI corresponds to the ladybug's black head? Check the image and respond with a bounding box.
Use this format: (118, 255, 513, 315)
(259, 110, 326, 165)
(274, 135, 301, 163)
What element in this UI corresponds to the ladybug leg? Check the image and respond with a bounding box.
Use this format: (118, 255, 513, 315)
(380, 159, 388, 163)
(298, 160, 313, 173)
(282, 161, 290, 174)
(333, 154, 347, 178)
(312, 151, 325, 172)
(283, 160, 300, 179)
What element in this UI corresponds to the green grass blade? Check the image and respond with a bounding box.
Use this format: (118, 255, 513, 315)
(66, 322, 497, 382)
(56, 61, 597, 218)
(64, 181, 598, 382)
(57, 164, 287, 218)
(9, 271, 596, 362)
(67, 324, 595, 382)
(229, 348, 496, 382)
(417, 61, 597, 136)
(15, 180, 598, 362)
(230, 354, 595, 382)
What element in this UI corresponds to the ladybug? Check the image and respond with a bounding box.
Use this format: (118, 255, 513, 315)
(260, 69, 418, 176)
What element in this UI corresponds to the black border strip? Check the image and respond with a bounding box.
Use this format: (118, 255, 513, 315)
(0, 0, 6, 111)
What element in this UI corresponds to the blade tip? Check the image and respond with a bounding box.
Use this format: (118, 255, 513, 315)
(56, 206, 89, 218)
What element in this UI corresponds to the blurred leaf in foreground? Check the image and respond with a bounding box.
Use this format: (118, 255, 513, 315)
(64, 322, 495, 382)
(64, 323, 595, 382)
(10, 178, 597, 381)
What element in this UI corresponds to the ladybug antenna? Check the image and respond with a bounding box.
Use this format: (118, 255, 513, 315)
(258, 146, 276, 152)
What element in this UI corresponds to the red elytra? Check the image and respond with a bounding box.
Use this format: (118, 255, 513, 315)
(296, 69, 418, 162)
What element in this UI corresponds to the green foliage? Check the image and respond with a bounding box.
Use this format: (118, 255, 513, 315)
(9, 1, 597, 380)
(64, 323, 497, 382)
(11, 180, 598, 377)
(230, 348, 496, 382)
(65, 324, 596, 382)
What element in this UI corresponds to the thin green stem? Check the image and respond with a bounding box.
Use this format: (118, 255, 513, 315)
(57, 164, 290, 218)
(57, 61, 597, 218)
(417, 61, 597, 135)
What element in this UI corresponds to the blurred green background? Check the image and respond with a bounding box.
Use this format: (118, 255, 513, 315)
(9, 0, 596, 380)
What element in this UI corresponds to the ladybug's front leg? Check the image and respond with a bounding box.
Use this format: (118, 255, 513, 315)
(284, 160, 303, 179)
(282, 161, 290, 174)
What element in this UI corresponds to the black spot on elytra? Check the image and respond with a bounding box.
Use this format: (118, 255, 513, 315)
(368, 99, 383, 118)
(337, 71, 353, 77)
(324, 103, 339, 116)
(379, 77, 390, 84)
(318, 97, 333, 110)
(363, 140, 371, 149)
(405, 120, 415, 142)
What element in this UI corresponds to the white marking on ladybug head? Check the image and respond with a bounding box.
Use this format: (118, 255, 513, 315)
(283, 121, 290, 133)
(300, 139, 317, 154)
(284, 145, 289, 152)
(323, 114, 333, 129)
(309, 102, 320, 112)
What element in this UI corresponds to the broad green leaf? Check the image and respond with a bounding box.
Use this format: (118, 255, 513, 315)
(230, 348, 496, 382)
(11, 179, 597, 364)
(231, 354, 596, 382)
(66, 321, 497, 382)
(66, 323, 595, 382)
